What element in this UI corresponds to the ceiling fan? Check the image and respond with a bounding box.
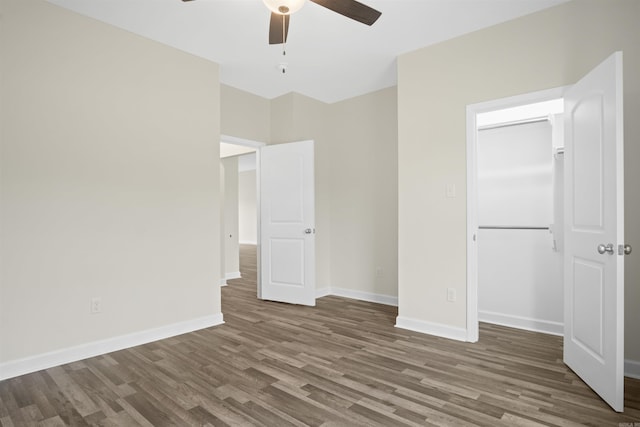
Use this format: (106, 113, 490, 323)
(181, 0, 381, 45)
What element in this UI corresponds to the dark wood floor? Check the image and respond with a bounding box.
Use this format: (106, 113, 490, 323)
(1, 245, 639, 426)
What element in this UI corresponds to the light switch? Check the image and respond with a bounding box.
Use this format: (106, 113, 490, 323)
(446, 183, 456, 198)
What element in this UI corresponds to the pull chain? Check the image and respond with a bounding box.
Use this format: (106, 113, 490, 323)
(282, 15, 287, 61)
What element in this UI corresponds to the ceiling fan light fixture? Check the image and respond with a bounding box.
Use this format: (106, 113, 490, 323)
(263, 0, 305, 15)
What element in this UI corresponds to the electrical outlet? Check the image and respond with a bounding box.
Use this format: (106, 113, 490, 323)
(447, 288, 456, 302)
(91, 297, 102, 314)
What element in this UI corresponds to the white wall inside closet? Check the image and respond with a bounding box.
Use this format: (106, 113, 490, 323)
(477, 112, 564, 335)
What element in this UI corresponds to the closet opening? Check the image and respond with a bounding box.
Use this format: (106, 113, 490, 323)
(466, 88, 566, 342)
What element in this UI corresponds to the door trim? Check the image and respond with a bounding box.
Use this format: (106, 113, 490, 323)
(465, 87, 567, 342)
(221, 134, 266, 149)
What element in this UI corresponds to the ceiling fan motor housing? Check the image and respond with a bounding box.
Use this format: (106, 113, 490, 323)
(266, 0, 381, 45)
(263, 0, 306, 15)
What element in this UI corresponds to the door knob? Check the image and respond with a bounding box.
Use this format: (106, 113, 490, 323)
(623, 244, 632, 255)
(304, 228, 312, 234)
(597, 243, 614, 255)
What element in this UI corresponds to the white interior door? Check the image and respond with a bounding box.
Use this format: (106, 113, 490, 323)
(259, 140, 315, 306)
(564, 52, 624, 412)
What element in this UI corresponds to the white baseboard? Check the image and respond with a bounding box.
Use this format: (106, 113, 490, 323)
(315, 287, 331, 298)
(479, 310, 563, 336)
(0, 314, 224, 381)
(225, 272, 241, 280)
(220, 278, 227, 286)
(625, 359, 640, 379)
(395, 316, 467, 342)
(396, 316, 640, 378)
(314, 286, 397, 306)
(239, 241, 257, 245)
(329, 287, 398, 306)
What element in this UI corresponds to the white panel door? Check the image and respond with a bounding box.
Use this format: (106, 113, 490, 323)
(564, 52, 624, 412)
(260, 140, 315, 306)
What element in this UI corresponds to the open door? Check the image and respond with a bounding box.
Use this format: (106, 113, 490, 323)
(259, 140, 315, 306)
(564, 52, 625, 412)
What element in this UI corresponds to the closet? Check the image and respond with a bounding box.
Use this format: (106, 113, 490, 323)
(477, 114, 564, 335)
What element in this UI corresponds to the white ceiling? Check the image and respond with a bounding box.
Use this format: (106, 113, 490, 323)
(47, 0, 568, 104)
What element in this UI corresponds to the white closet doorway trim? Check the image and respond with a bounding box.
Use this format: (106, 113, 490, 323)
(465, 87, 566, 343)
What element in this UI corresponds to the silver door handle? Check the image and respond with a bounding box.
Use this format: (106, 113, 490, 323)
(597, 243, 614, 255)
(621, 244, 632, 255)
(304, 228, 312, 234)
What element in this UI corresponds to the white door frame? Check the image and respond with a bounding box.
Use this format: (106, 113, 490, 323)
(220, 135, 266, 295)
(221, 135, 266, 151)
(465, 87, 566, 342)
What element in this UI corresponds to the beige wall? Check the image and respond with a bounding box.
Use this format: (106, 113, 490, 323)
(221, 157, 240, 276)
(220, 163, 226, 285)
(239, 169, 258, 244)
(269, 93, 297, 144)
(270, 93, 334, 290)
(329, 88, 399, 298)
(0, 0, 221, 364)
(398, 0, 640, 361)
(5, 0, 635, 379)
(221, 88, 399, 299)
(220, 85, 270, 142)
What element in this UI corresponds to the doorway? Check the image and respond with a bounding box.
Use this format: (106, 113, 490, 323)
(466, 87, 566, 342)
(219, 137, 317, 307)
(475, 101, 564, 336)
(220, 135, 263, 289)
(466, 53, 626, 412)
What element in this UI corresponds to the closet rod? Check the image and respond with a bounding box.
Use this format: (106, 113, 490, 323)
(477, 116, 549, 131)
(479, 226, 549, 230)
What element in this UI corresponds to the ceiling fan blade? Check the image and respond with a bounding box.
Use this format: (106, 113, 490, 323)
(181, 0, 196, 2)
(310, 0, 381, 26)
(269, 13, 290, 45)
